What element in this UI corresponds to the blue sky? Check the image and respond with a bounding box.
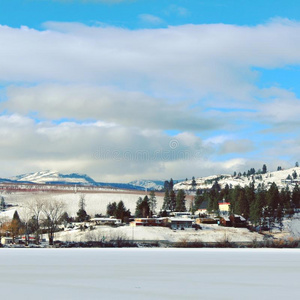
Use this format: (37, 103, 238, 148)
(0, 0, 300, 181)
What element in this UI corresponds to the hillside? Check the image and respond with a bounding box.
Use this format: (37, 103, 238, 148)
(174, 166, 300, 191)
(11, 170, 96, 185)
(6, 171, 161, 191)
(129, 180, 165, 191)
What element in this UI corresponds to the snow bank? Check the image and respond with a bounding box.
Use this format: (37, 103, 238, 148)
(0, 249, 299, 299)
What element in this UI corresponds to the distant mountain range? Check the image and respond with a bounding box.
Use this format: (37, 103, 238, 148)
(3, 170, 165, 191)
(1, 166, 299, 192)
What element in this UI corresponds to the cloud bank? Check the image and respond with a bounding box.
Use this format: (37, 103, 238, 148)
(1, 19, 300, 180)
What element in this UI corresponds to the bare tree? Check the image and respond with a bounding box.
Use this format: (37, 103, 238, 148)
(42, 199, 65, 245)
(25, 197, 45, 244)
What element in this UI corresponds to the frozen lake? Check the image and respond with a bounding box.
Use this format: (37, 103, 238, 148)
(0, 249, 299, 299)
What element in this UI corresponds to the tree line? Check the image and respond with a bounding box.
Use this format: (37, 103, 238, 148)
(191, 181, 300, 231)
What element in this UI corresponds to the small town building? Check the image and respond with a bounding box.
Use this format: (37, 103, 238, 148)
(219, 202, 231, 215)
(219, 217, 231, 227)
(168, 218, 193, 230)
(130, 218, 168, 227)
(171, 212, 192, 218)
(229, 215, 247, 227)
(195, 218, 217, 224)
(1, 237, 14, 245)
(89, 218, 122, 226)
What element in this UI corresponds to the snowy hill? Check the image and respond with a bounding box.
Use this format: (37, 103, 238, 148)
(129, 180, 165, 191)
(174, 167, 300, 191)
(11, 170, 97, 185)
(6, 170, 146, 190)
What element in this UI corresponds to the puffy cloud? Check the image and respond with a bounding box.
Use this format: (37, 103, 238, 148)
(3, 84, 220, 131)
(1, 19, 300, 101)
(1, 19, 300, 179)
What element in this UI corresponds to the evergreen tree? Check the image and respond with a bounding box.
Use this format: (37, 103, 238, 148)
(162, 189, 171, 211)
(148, 191, 157, 216)
(0, 197, 6, 210)
(292, 184, 300, 208)
(265, 182, 280, 229)
(207, 188, 219, 214)
(262, 164, 267, 174)
(191, 176, 197, 190)
(277, 166, 282, 171)
(169, 178, 174, 190)
(296, 162, 299, 167)
(163, 180, 170, 191)
(115, 200, 131, 222)
(193, 189, 204, 212)
(211, 180, 221, 192)
(76, 194, 89, 222)
(107, 202, 117, 216)
(169, 190, 176, 211)
(175, 189, 186, 212)
(292, 170, 298, 179)
(135, 196, 150, 218)
(76, 208, 89, 222)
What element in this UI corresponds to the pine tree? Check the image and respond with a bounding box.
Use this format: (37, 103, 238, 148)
(262, 164, 267, 174)
(148, 191, 157, 216)
(76, 194, 89, 222)
(169, 178, 174, 190)
(193, 189, 204, 212)
(164, 180, 170, 191)
(175, 190, 186, 212)
(292, 184, 300, 209)
(191, 176, 197, 190)
(107, 202, 117, 216)
(170, 190, 176, 211)
(266, 183, 280, 229)
(116, 200, 131, 222)
(135, 196, 150, 218)
(162, 189, 171, 211)
(0, 197, 6, 210)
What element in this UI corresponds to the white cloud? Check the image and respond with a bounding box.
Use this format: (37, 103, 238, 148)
(1, 20, 300, 101)
(1, 20, 300, 179)
(3, 84, 220, 131)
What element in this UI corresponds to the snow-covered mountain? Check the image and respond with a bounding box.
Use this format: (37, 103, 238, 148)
(129, 180, 165, 191)
(6, 171, 152, 190)
(174, 167, 300, 191)
(11, 171, 97, 185)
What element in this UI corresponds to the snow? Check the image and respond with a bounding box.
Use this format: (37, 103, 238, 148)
(0, 191, 164, 217)
(0, 249, 299, 299)
(10, 170, 95, 185)
(129, 179, 164, 191)
(56, 223, 264, 243)
(174, 166, 300, 191)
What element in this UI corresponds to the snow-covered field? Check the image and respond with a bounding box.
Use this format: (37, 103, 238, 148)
(1, 191, 165, 217)
(57, 224, 264, 243)
(0, 249, 299, 299)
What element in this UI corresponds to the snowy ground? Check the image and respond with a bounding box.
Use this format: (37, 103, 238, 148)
(1, 192, 299, 242)
(57, 224, 264, 243)
(0, 248, 299, 300)
(0, 191, 165, 216)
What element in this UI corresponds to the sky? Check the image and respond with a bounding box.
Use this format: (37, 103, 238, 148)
(1, 0, 300, 182)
